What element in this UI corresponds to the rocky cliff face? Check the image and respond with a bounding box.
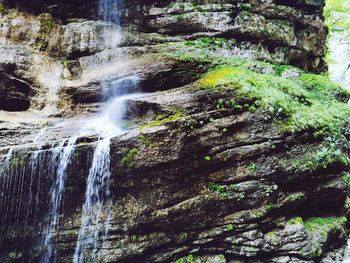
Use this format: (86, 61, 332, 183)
(0, 1, 350, 263)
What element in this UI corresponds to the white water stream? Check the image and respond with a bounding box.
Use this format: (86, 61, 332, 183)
(36, 1, 138, 262)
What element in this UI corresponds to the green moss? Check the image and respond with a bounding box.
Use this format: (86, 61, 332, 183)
(61, 58, 70, 67)
(287, 216, 304, 225)
(120, 148, 139, 167)
(130, 234, 137, 242)
(208, 182, 244, 200)
(247, 162, 257, 172)
(0, 2, 7, 15)
(9, 153, 27, 169)
(266, 230, 276, 238)
(175, 254, 195, 263)
(34, 13, 55, 51)
(198, 65, 350, 138)
(290, 142, 350, 172)
(186, 254, 194, 262)
(204, 156, 211, 161)
(227, 224, 234, 231)
(304, 216, 347, 236)
(342, 173, 350, 184)
(185, 37, 232, 50)
(140, 112, 182, 129)
(208, 182, 227, 197)
(177, 14, 185, 20)
(138, 134, 151, 147)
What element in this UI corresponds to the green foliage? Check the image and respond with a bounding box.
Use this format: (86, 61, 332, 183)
(342, 173, 350, 184)
(186, 254, 194, 261)
(130, 234, 137, 242)
(0, 2, 7, 15)
(198, 65, 350, 137)
(304, 216, 347, 237)
(247, 162, 257, 172)
(266, 230, 276, 238)
(34, 13, 55, 51)
(185, 37, 232, 50)
(208, 182, 227, 196)
(175, 254, 195, 263)
(227, 224, 234, 231)
(287, 216, 304, 225)
(324, 0, 350, 38)
(9, 153, 27, 169)
(61, 58, 69, 67)
(290, 139, 350, 171)
(140, 112, 182, 129)
(204, 156, 211, 161)
(177, 14, 185, 20)
(208, 182, 244, 200)
(120, 148, 139, 167)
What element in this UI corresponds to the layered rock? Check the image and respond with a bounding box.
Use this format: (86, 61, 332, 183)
(0, 0, 349, 263)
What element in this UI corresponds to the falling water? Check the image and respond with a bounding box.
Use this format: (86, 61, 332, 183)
(99, 0, 122, 25)
(73, 137, 112, 263)
(73, 87, 141, 262)
(72, 1, 141, 262)
(0, 0, 138, 261)
(0, 148, 13, 177)
(41, 136, 78, 263)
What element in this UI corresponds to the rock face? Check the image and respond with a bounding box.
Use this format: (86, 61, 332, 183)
(0, 71, 31, 111)
(0, 1, 349, 263)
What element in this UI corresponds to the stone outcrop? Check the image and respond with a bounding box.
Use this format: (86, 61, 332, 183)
(0, 0, 349, 263)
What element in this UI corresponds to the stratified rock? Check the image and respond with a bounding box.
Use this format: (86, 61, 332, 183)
(0, 71, 31, 111)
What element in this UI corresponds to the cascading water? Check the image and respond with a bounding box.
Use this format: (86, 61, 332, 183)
(71, 1, 141, 262)
(0, 0, 138, 261)
(73, 137, 112, 263)
(41, 137, 78, 263)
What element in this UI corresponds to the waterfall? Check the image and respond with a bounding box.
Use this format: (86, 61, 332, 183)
(0, 0, 138, 261)
(72, 1, 141, 262)
(99, 0, 122, 25)
(41, 137, 78, 263)
(73, 137, 112, 263)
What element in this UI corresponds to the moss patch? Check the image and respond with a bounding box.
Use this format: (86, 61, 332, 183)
(304, 216, 347, 236)
(120, 148, 139, 167)
(140, 112, 182, 129)
(0, 2, 7, 15)
(198, 65, 350, 137)
(34, 13, 56, 51)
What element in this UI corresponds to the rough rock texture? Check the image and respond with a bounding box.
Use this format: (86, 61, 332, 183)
(0, 0, 349, 263)
(2, 0, 327, 72)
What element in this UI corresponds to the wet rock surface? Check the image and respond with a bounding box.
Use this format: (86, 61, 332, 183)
(0, 0, 349, 263)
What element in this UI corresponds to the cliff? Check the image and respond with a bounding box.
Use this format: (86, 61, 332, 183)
(0, 1, 349, 263)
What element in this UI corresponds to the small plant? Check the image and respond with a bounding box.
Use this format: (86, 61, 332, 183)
(266, 230, 276, 238)
(227, 224, 234, 231)
(120, 148, 139, 167)
(229, 99, 242, 109)
(186, 254, 194, 261)
(247, 162, 257, 172)
(61, 58, 69, 67)
(177, 14, 185, 20)
(342, 173, 350, 184)
(204, 156, 211, 161)
(287, 216, 304, 225)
